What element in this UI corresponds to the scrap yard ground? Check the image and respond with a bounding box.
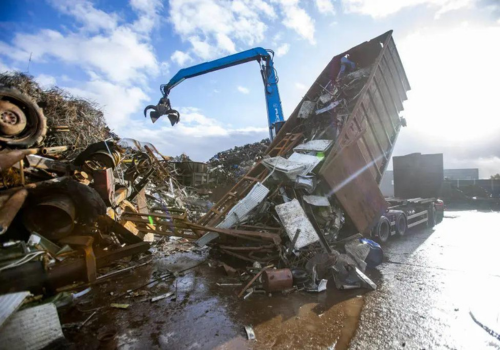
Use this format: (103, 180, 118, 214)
(64, 210, 500, 349)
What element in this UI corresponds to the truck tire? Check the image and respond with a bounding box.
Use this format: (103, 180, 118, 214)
(0, 87, 46, 147)
(395, 213, 407, 236)
(427, 205, 437, 228)
(374, 216, 391, 243)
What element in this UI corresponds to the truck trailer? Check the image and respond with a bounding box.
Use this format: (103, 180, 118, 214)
(198, 30, 444, 246)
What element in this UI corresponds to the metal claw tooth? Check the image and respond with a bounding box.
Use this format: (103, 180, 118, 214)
(143, 105, 157, 117)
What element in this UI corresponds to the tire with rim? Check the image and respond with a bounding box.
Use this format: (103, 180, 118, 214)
(0, 87, 46, 147)
(395, 213, 407, 237)
(375, 216, 391, 243)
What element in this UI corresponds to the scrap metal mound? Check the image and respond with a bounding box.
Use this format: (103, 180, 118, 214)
(208, 139, 270, 185)
(0, 72, 112, 157)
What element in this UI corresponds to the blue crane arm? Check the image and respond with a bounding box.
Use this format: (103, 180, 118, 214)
(146, 47, 285, 140)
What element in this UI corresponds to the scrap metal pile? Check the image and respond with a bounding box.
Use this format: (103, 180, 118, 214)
(0, 31, 409, 310)
(188, 30, 411, 297)
(208, 139, 270, 186)
(0, 73, 205, 298)
(189, 59, 382, 296)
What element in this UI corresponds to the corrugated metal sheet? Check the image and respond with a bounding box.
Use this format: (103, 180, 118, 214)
(0, 291, 30, 328)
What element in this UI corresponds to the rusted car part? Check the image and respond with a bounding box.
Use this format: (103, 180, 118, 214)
(262, 268, 293, 292)
(0, 149, 37, 172)
(0, 242, 150, 294)
(58, 236, 96, 282)
(0, 87, 47, 147)
(26, 178, 106, 226)
(74, 140, 122, 170)
(0, 189, 28, 235)
(25, 154, 70, 173)
(93, 168, 115, 206)
(23, 193, 76, 240)
(41, 145, 76, 156)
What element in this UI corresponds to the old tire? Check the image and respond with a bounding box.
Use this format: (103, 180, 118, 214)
(395, 213, 407, 236)
(0, 87, 46, 147)
(375, 216, 391, 243)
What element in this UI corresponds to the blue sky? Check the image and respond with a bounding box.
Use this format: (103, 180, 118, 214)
(1, 0, 500, 177)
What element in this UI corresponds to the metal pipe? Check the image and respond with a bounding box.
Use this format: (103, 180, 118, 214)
(23, 193, 76, 240)
(41, 145, 76, 155)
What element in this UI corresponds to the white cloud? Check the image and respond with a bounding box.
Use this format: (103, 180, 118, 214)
(342, 0, 475, 18)
(275, 43, 290, 57)
(188, 36, 216, 60)
(171, 50, 193, 66)
(272, 0, 316, 44)
(169, 0, 319, 59)
(216, 33, 236, 53)
(49, 0, 119, 33)
(124, 107, 268, 160)
(160, 61, 170, 75)
(0, 0, 166, 137)
(129, 0, 163, 34)
(65, 77, 149, 129)
(0, 27, 159, 86)
(35, 74, 57, 88)
(392, 24, 500, 177)
(169, 0, 273, 59)
(237, 86, 250, 94)
(315, 0, 336, 14)
(295, 82, 306, 90)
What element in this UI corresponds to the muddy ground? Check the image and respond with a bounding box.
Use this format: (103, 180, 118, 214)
(62, 210, 500, 349)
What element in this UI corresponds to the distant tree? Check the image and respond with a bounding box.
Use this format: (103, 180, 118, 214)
(491, 174, 500, 180)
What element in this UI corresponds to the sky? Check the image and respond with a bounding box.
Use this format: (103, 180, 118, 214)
(1, 0, 499, 177)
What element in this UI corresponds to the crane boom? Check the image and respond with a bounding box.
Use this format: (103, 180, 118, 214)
(144, 47, 285, 140)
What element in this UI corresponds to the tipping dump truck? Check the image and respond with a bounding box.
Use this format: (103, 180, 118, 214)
(197, 30, 443, 245)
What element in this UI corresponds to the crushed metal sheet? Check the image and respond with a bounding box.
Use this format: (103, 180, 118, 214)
(294, 140, 333, 153)
(0, 291, 30, 328)
(298, 101, 315, 119)
(303, 195, 331, 207)
(275, 199, 319, 249)
(288, 153, 322, 176)
(354, 267, 377, 290)
(0, 303, 64, 350)
(307, 279, 328, 293)
(295, 175, 317, 193)
(262, 156, 306, 179)
(151, 292, 173, 303)
(315, 99, 342, 115)
(319, 93, 334, 104)
(244, 325, 256, 340)
(195, 231, 219, 247)
(217, 183, 269, 229)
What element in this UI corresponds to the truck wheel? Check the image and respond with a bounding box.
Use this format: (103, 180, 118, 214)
(427, 205, 437, 228)
(395, 213, 407, 236)
(375, 216, 391, 243)
(0, 87, 46, 147)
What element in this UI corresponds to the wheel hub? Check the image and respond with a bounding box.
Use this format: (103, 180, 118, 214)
(0, 100, 27, 136)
